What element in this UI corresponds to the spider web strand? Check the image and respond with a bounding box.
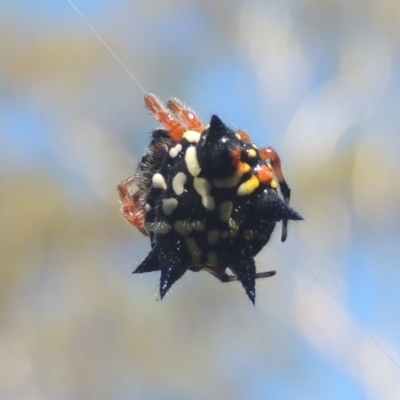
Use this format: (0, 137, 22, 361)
(301, 262, 400, 372)
(66, 0, 147, 94)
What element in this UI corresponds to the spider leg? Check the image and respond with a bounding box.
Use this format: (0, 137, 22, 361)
(259, 146, 291, 242)
(256, 270, 276, 279)
(117, 177, 147, 235)
(167, 98, 204, 132)
(236, 129, 251, 143)
(144, 94, 186, 141)
(208, 270, 276, 283)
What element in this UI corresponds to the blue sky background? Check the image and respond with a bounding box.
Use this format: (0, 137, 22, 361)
(1, 1, 400, 399)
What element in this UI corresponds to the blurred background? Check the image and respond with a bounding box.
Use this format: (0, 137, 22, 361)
(1, 0, 400, 399)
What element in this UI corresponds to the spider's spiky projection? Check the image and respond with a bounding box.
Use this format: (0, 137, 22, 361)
(118, 94, 302, 304)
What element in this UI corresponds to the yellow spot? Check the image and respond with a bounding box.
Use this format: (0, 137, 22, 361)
(270, 179, 278, 189)
(247, 149, 257, 158)
(237, 175, 260, 196)
(239, 162, 251, 174)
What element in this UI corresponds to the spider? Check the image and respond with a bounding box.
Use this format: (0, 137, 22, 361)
(118, 94, 302, 304)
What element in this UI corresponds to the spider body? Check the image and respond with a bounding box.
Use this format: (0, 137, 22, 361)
(118, 94, 302, 304)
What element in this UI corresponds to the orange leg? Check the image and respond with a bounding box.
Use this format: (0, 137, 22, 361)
(237, 129, 251, 143)
(144, 94, 186, 141)
(117, 177, 147, 236)
(167, 98, 204, 132)
(259, 146, 291, 242)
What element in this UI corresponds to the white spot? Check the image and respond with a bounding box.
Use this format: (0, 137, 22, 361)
(192, 221, 206, 231)
(219, 201, 233, 222)
(185, 146, 201, 177)
(228, 218, 240, 237)
(193, 178, 216, 210)
(193, 177, 209, 195)
(174, 220, 192, 236)
(162, 198, 178, 215)
(145, 221, 172, 234)
(207, 251, 219, 266)
(155, 222, 172, 234)
(235, 133, 241, 140)
(183, 130, 201, 143)
(185, 237, 203, 264)
(202, 196, 216, 210)
(145, 203, 152, 213)
(172, 172, 187, 196)
(169, 143, 182, 158)
(152, 173, 167, 190)
(228, 218, 238, 229)
(207, 229, 221, 245)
